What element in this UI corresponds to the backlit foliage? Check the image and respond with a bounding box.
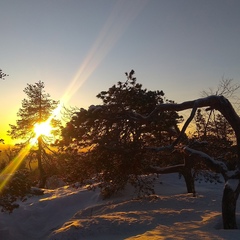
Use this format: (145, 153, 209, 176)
(60, 71, 183, 197)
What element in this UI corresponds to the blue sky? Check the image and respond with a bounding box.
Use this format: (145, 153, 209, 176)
(0, 0, 240, 143)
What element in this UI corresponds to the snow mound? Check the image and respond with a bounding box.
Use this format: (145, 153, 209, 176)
(1, 173, 240, 240)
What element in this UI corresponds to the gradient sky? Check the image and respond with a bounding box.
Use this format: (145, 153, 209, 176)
(0, 0, 240, 144)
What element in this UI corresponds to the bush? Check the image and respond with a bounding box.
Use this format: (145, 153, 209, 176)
(0, 169, 31, 212)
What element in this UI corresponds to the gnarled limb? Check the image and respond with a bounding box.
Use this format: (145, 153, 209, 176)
(135, 95, 240, 229)
(182, 147, 229, 178)
(146, 153, 196, 195)
(132, 95, 240, 160)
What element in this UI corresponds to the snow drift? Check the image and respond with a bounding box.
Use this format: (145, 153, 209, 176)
(1, 173, 240, 240)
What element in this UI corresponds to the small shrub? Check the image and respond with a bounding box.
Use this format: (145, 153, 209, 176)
(0, 169, 31, 213)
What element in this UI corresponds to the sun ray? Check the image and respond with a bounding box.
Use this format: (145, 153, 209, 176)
(0, 1, 148, 192)
(0, 143, 32, 192)
(60, 0, 149, 106)
(34, 122, 52, 137)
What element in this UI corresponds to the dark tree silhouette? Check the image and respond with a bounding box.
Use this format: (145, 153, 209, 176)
(60, 71, 183, 197)
(0, 69, 8, 80)
(8, 81, 60, 187)
(132, 95, 240, 229)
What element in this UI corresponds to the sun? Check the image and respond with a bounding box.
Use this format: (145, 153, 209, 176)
(34, 121, 52, 137)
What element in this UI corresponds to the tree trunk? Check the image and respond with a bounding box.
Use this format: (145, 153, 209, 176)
(136, 95, 240, 229)
(181, 155, 196, 196)
(146, 155, 196, 195)
(181, 169, 196, 196)
(222, 181, 240, 229)
(37, 136, 46, 188)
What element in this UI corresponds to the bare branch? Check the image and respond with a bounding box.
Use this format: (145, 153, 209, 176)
(131, 95, 240, 147)
(131, 95, 240, 166)
(201, 78, 240, 99)
(171, 102, 198, 147)
(182, 147, 240, 180)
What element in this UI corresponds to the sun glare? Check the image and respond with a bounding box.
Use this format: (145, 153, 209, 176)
(34, 122, 52, 137)
(0, 2, 147, 193)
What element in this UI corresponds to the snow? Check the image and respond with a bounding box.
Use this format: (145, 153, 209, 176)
(1, 173, 240, 240)
(183, 147, 229, 173)
(225, 179, 240, 191)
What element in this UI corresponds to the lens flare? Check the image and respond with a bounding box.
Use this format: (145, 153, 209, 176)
(0, 0, 148, 192)
(60, 0, 148, 105)
(34, 122, 52, 137)
(0, 144, 32, 192)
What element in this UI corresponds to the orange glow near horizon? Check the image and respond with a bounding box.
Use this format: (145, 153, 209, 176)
(0, 1, 148, 192)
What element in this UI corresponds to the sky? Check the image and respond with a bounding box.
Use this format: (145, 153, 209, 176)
(0, 0, 240, 144)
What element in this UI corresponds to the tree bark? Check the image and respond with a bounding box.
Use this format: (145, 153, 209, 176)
(146, 163, 196, 196)
(134, 95, 240, 229)
(37, 136, 46, 188)
(222, 181, 239, 229)
(181, 155, 196, 196)
(181, 169, 196, 196)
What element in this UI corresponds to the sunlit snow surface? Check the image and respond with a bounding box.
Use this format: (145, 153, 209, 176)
(1, 173, 240, 240)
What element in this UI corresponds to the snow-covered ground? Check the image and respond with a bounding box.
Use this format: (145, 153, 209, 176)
(1, 173, 240, 240)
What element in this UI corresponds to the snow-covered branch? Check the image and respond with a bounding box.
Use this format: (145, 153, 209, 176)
(131, 95, 240, 163)
(131, 95, 240, 133)
(182, 147, 240, 179)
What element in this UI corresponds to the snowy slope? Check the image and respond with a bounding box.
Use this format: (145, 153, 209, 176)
(1, 173, 240, 240)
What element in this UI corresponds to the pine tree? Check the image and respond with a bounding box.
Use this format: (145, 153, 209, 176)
(60, 71, 183, 197)
(8, 81, 60, 187)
